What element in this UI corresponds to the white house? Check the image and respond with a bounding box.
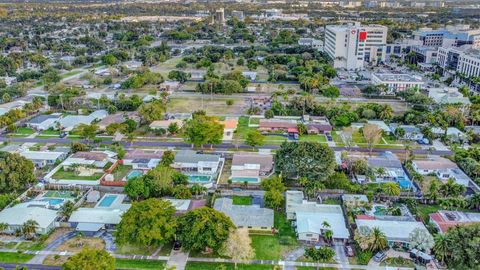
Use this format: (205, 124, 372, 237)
(412, 157, 472, 186)
(0, 203, 58, 235)
(27, 113, 62, 131)
(371, 73, 425, 93)
(56, 110, 108, 131)
(172, 150, 221, 175)
(19, 150, 67, 168)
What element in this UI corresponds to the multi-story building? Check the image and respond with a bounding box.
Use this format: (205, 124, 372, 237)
(371, 73, 425, 92)
(412, 25, 480, 49)
(231, 10, 244, 21)
(214, 8, 225, 26)
(438, 45, 480, 79)
(324, 22, 387, 70)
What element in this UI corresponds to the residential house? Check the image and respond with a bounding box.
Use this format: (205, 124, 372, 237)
(27, 113, 62, 131)
(149, 119, 184, 131)
(368, 152, 412, 189)
(389, 124, 424, 141)
(429, 210, 480, 234)
(97, 112, 139, 131)
(431, 127, 467, 142)
(220, 118, 238, 141)
(231, 152, 273, 179)
(172, 150, 221, 175)
(242, 71, 257, 81)
(69, 194, 131, 235)
(355, 217, 432, 248)
(123, 149, 163, 170)
(342, 194, 369, 207)
(412, 157, 471, 186)
(56, 110, 108, 131)
(286, 191, 350, 242)
(214, 198, 274, 231)
(258, 119, 298, 133)
(0, 202, 58, 235)
(62, 151, 113, 169)
(190, 70, 206, 80)
(19, 150, 67, 168)
(305, 116, 333, 135)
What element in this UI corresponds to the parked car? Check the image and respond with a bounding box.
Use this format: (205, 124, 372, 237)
(373, 251, 387, 262)
(59, 132, 67, 138)
(326, 135, 333, 142)
(173, 241, 181, 251)
(344, 245, 354, 257)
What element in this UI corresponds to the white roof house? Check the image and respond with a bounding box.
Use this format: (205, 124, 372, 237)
(56, 110, 108, 131)
(19, 150, 67, 168)
(431, 127, 466, 140)
(295, 205, 350, 240)
(355, 218, 430, 243)
(0, 203, 58, 235)
(214, 198, 274, 230)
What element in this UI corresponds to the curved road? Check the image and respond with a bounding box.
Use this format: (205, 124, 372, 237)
(0, 136, 453, 155)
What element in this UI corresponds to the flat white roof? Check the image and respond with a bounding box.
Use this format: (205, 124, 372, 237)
(19, 151, 64, 161)
(296, 204, 350, 239)
(355, 219, 430, 242)
(0, 203, 58, 228)
(69, 207, 130, 225)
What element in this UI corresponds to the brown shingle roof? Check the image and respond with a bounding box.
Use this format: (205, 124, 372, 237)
(71, 151, 108, 161)
(232, 153, 273, 172)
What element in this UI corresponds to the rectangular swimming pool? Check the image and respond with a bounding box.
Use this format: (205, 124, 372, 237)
(230, 177, 259, 183)
(126, 170, 144, 180)
(98, 194, 118, 207)
(188, 175, 211, 183)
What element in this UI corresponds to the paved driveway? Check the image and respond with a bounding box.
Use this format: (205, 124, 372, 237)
(167, 250, 189, 270)
(333, 242, 350, 270)
(28, 231, 78, 264)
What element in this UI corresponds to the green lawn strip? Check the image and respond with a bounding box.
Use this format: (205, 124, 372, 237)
(249, 117, 260, 125)
(232, 196, 252, 205)
(235, 116, 257, 140)
(250, 235, 284, 260)
(52, 167, 104, 181)
(185, 262, 272, 270)
(16, 127, 35, 135)
(60, 70, 82, 79)
(0, 251, 34, 263)
(116, 244, 158, 256)
(40, 129, 61, 135)
(299, 135, 327, 143)
(115, 259, 166, 270)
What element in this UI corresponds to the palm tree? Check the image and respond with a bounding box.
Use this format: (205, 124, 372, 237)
(190, 184, 207, 199)
(468, 193, 480, 210)
(0, 222, 8, 233)
(368, 227, 388, 252)
(22, 219, 39, 240)
(433, 234, 450, 265)
(382, 182, 400, 198)
(59, 201, 75, 219)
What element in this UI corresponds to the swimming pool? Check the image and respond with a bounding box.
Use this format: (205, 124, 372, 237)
(398, 178, 412, 189)
(188, 175, 211, 183)
(373, 205, 388, 216)
(42, 198, 65, 206)
(230, 177, 259, 183)
(126, 170, 144, 180)
(98, 194, 118, 207)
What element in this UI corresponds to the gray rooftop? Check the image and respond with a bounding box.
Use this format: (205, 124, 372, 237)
(174, 150, 220, 164)
(214, 198, 273, 228)
(29, 114, 61, 124)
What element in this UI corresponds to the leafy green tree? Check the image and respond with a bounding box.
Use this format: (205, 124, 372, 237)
(77, 123, 98, 141)
(0, 152, 35, 193)
(167, 122, 179, 135)
(275, 142, 335, 181)
(382, 182, 401, 197)
(261, 176, 285, 210)
(124, 177, 149, 201)
(59, 201, 75, 219)
(177, 207, 235, 252)
(245, 130, 265, 149)
(102, 54, 117, 66)
(160, 150, 175, 166)
(62, 248, 115, 270)
(115, 199, 176, 247)
(168, 70, 190, 83)
(183, 115, 223, 148)
(138, 100, 166, 123)
(434, 223, 480, 268)
(304, 246, 335, 267)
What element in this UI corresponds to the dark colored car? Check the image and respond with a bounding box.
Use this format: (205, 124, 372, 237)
(326, 135, 333, 141)
(59, 132, 67, 138)
(373, 251, 387, 262)
(344, 245, 354, 257)
(173, 241, 181, 251)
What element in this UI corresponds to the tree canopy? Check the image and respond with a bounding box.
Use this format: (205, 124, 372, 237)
(0, 151, 35, 193)
(62, 248, 115, 270)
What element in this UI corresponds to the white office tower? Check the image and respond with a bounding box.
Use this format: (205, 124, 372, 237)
(325, 22, 388, 70)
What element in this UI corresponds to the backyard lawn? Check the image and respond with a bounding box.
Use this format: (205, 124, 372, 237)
(234, 116, 257, 140)
(232, 196, 252, 205)
(0, 252, 34, 263)
(112, 164, 133, 180)
(116, 259, 166, 270)
(52, 167, 104, 181)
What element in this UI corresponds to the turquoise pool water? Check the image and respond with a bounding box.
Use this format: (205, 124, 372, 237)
(398, 178, 412, 189)
(188, 175, 211, 183)
(42, 198, 64, 205)
(230, 177, 259, 183)
(126, 170, 143, 180)
(98, 195, 117, 207)
(373, 205, 387, 216)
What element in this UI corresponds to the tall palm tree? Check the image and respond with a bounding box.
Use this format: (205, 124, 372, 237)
(60, 201, 75, 219)
(22, 219, 39, 240)
(433, 234, 450, 265)
(468, 193, 480, 210)
(368, 227, 388, 252)
(382, 182, 400, 197)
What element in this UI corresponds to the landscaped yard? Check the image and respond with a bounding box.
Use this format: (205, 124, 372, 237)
(234, 116, 257, 140)
(380, 257, 415, 268)
(52, 167, 104, 181)
(15, 127, 35, 135)
(116, 259, 166, 270)
(0, 252, 34, 263)
(299, 134, 327, 143)
(112, 164, 133, 180)
(39, 129, 61, 136)
(116, 243, 158, 256)
(232, 196, 252, 205)
(185, 262, 273, 270)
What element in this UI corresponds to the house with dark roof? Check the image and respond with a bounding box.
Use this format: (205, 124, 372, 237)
(27, 113, 62, 131)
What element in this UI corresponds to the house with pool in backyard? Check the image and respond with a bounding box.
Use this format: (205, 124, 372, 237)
(44, 150, 118, 185)
(171, 150, 223, 188)
(230, 152, 274, 184)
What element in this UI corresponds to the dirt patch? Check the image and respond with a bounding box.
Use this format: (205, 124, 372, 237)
(43, 237, 106, 266)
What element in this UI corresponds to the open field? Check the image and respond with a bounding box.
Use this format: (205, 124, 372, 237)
(168, 97, 247, 115)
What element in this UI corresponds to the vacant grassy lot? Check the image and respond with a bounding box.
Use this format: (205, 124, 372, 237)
(52, 167, 104, 181)
(232, 196, 252, 205)
(299, 134, 327, 143)
(168, 97, 246, 115)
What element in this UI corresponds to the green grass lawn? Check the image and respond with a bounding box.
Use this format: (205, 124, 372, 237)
(40, 129, 61, 136)
(249, 117, 261, 125)
(51, 167, 104, 181)
(185, 262, 273, 270)
(115, 259, 166, 270)
(235, 116, 256, 140)
(60, 70, 82, 79)
(116, 244, 158, 256)
(15, 127, 35, 135)
(299, 134, 327, 143)
(112, 164, 132, 180)
(232, 196, 252, 205)
(0, 252, 34, 263)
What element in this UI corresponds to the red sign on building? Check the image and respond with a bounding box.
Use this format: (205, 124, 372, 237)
(359, 31, 367, 41)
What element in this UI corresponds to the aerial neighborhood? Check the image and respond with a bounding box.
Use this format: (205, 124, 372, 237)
(0, 1, 480, 270)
